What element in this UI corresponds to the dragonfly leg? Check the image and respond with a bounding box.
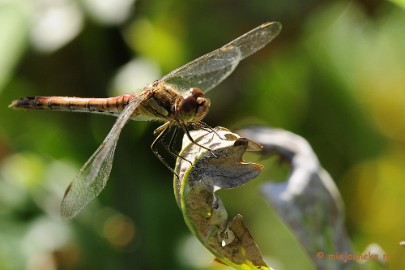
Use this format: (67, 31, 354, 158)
(168, 126, 192, 166)
(192, 121, 226, 140)
(181, 122, 217, 158)
(151, 122, 179, 177)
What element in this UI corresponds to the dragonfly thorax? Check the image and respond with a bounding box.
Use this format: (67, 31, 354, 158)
(176, 87, 210, 123)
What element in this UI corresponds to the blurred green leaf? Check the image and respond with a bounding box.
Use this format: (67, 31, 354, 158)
(0, 2, 28, 94)
(125, 18, 186, 72)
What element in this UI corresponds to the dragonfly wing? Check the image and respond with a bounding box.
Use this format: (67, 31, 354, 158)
(162, 46, 242, 94)
(60, 94, 145, 220)
(162, 21, 282, 94)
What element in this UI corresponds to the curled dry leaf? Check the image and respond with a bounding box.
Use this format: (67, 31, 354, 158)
(174, 127, 270, 270)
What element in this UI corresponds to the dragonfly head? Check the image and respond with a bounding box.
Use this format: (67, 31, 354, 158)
(177, 87, 210, 123)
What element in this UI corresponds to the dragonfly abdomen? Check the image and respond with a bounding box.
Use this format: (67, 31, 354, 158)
(9, 95, 135, 115)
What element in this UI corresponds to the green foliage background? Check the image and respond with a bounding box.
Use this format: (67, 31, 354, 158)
(1, 0, 404, 269)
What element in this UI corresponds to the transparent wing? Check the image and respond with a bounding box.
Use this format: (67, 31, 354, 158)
(161, 21, 282, 94)
(60, 93, 146, 220)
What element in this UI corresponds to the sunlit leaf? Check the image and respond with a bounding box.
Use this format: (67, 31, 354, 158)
(388, 0, 405, 9)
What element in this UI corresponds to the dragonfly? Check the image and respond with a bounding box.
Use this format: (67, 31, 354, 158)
(9, 21, 282, 220)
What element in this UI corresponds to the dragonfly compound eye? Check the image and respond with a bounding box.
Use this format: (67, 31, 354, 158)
(177, 93, 210, 123)
(190, 87, 204, 98)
